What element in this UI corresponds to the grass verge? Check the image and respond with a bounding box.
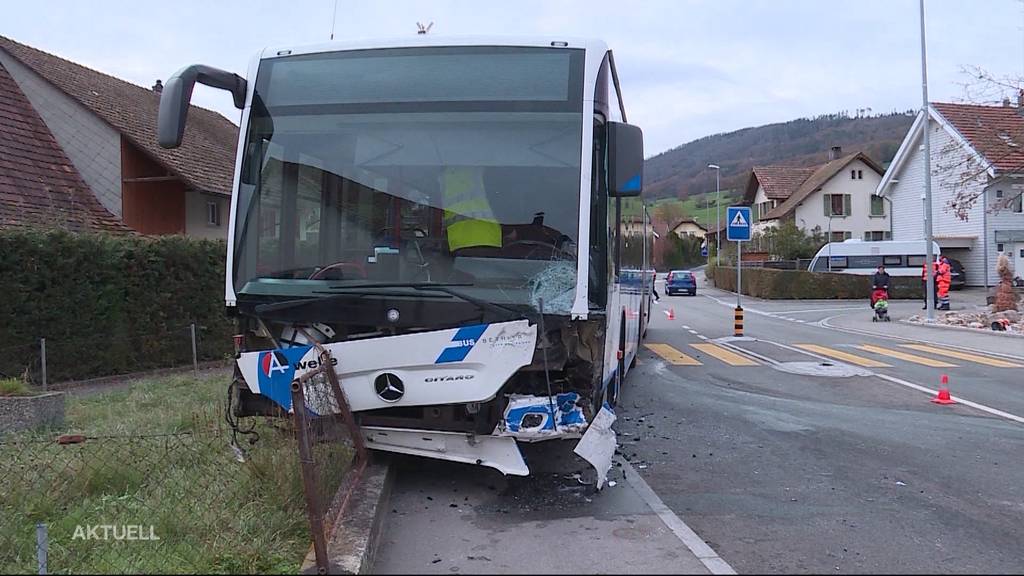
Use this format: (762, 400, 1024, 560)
(0, 371, 350, 574)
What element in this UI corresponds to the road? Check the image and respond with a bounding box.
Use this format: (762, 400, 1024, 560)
(372, 273, 1024, 574)
(626, 273, 1024, 573)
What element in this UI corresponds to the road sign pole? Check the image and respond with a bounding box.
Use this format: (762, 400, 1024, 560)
(736, 240, 742, 308)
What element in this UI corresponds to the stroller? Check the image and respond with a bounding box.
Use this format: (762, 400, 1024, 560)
(870, 287, 891, 322)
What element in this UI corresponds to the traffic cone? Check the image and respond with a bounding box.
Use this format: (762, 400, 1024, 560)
(664, 307, 675, 320)
(931, 374, 956, 405)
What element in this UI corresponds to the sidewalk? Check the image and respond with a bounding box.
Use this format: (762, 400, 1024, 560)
(374, 443, 727, 574)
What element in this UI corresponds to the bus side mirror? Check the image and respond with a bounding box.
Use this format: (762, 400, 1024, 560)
(158, 64, 247, 149)
(608, 122, 644, 197)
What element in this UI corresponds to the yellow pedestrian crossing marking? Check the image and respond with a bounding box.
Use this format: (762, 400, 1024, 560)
(690, 343, 759, 366)
(857, 344, 958, 367)
(899, 344, 1024, 368)
(795, 344, 892, 368)
(644, 344, 702, 366)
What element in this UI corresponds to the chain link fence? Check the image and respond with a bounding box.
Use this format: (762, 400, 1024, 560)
(0, 361, 357, 574)
(0, 322, 228, 391)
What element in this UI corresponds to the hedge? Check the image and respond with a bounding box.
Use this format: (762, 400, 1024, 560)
(0, 229, 234, 383)
(710, 265, 925, 300)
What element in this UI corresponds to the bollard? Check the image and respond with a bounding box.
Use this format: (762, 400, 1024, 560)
(734, 306, 744, 336)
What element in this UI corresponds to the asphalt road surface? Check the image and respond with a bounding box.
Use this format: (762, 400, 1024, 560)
(373, 273, 1024, 574)
(627, 274, 1024, 573)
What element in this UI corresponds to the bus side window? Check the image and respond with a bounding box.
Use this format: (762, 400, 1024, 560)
(883, 255, 902, 266)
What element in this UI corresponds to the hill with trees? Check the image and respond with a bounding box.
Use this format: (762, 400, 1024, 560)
(643, 110, 916, 200)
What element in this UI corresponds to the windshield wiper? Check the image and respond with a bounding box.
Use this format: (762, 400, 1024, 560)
(254, 282, 523, 321)
(325, 282, 525, 320)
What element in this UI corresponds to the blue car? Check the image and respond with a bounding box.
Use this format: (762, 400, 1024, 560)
(666, 270, 697, 296)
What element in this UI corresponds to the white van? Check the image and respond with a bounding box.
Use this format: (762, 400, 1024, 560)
(808, 240, 943, 277)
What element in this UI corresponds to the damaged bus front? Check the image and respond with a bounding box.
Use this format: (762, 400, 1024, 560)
(158, 36, 648, 479)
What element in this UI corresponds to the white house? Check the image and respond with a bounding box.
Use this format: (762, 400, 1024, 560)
(670, 218, 707, 239)
(744, 148, 890, 242)
(877, 102, 1024, 287)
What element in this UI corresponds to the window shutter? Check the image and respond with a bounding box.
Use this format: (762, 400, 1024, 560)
(824, 195, 831, 216)
(843, 195, 851, 216)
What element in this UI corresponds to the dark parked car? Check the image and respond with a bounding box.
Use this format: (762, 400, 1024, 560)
(666, 270, 697, 296)
(947, 257, 965, 289)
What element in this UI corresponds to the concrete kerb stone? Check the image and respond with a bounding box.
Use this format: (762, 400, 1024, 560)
(301, 455, 394, 575)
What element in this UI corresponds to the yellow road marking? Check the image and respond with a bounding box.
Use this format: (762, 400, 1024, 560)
(900, 344, 1024, 368)
(644, 343, 702, 366)
(795, 344, 892, 368)
(857, 344, 958, 367)
(690, 343, 759, 366)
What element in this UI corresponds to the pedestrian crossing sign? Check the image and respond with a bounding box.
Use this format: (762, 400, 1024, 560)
(726, 206, 751, 241)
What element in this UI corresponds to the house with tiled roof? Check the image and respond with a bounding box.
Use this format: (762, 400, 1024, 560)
(0, 61, 128, 233)
(669, 218, 706, 239)
(877, 101, 1024, 287)
(0, 36, 238, 237)
(742, 146, 889, 241)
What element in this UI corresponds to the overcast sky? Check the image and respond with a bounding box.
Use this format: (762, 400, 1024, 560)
(4, 0, 1023, 155)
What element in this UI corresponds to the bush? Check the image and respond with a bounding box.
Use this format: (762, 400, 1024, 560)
(711, 265, 924, 299)
(0, 229, 234, 383)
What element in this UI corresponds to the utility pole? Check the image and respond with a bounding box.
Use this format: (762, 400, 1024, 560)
(920, 0, 936, 321)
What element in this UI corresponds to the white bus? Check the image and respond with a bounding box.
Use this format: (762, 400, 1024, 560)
(809, 239, 943, 277)
(158, 36, 652, 477)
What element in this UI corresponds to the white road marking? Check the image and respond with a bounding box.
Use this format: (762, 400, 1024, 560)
(619, 456, 738, 575)
(773, 306, 866, 314)
(688, 329, 699, 335)
(819, 315, 1024, 362)
(759, 337, 1024, 427)
(682, 325, 692, 330)
(875, 374, 1024, 425)
(697, 335, 709, 340)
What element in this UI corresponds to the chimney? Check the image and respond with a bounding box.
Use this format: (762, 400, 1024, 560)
(1003, 96, 1012, 107)
(829, 145, 842, 161)
(1018, 88, 1024, 109)
(152, 79, 163, 94)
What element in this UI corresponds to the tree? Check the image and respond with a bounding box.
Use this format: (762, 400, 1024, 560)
(755, 221, 825, 260)
(651, 201, 686, 230)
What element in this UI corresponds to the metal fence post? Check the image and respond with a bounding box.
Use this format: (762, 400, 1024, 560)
(39, 338, 47, 391)
(189, 323, 199, 381)
(291, 382, 330, 574)
(36, 523, 48, 575)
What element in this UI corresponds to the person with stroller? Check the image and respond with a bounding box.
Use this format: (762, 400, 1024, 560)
(871, 265, 891, 322)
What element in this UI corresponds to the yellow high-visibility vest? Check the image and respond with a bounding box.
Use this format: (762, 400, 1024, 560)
(442, 168, 502, 252)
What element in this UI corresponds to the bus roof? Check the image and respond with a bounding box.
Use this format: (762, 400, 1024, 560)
(259, 35, 609, 61)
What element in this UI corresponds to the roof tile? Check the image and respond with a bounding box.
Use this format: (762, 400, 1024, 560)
(0, 35, 238, 195)
(932, 102, 1024, 174)
(0, 60, 129, 233)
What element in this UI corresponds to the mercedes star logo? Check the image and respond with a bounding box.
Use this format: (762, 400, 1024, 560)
(374, 373, 405, 402)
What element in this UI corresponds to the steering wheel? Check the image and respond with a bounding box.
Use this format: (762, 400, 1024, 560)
(504, 239, 575, 260)
(308, 262, 367, 281)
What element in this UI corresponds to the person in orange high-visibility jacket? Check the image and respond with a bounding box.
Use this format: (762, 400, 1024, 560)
(936, 256, 952, 310)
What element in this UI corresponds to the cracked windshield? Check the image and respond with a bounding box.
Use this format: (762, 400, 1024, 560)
(233, 47, 584, 311)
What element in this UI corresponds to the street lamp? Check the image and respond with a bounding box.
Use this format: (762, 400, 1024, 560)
(919, 0, 936, 321)
(708, 164, 721, 265)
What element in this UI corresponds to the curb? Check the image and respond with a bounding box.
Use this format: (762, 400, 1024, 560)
(896, 318, 1024, 340)
(301, 455, 395, 575)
